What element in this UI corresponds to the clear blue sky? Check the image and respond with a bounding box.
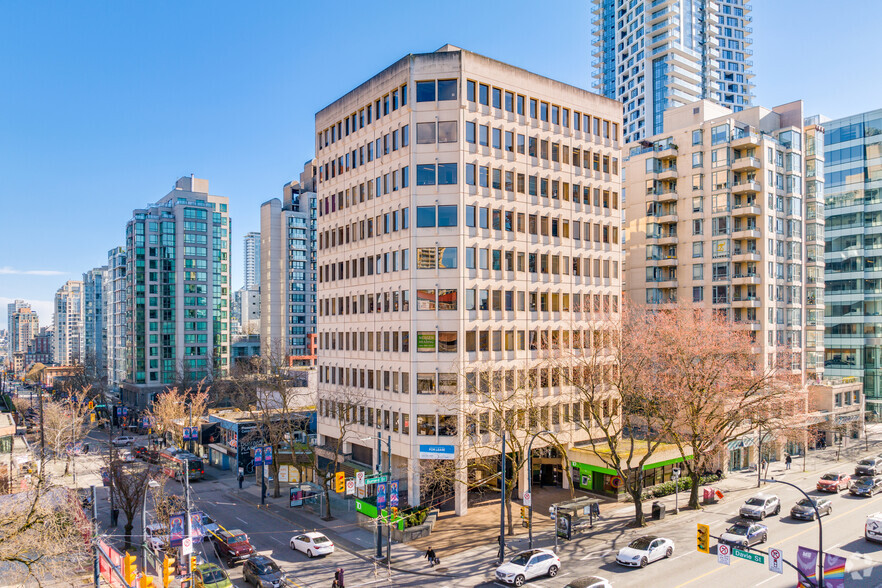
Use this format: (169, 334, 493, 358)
(1, 0, 879, 326)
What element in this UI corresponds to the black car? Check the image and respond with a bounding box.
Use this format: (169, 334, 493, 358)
(242, 555, 287, 587)
(856, 458, 882, 477)
(851, 476, 882, 497)
(790, 498, 832, 520)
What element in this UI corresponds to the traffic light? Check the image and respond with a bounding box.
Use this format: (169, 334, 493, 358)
(122, 553, 137, 585)
(697, 523, 710, 554)
(520, 506, 528, 520)
(161, 556, 175, 588)
(139, 574, 155, 588)
(190, 555, 197, 571)
(335, 471, 345, 493)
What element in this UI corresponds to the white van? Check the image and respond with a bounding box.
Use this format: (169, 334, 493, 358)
(866, 512, 882, 542)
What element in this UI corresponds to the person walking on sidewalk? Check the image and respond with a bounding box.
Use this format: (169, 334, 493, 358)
(237, 471, 244, 489)
(425, 546, 438, 567)
(332, 568, 345, 588)
(785, 454, 792, 470)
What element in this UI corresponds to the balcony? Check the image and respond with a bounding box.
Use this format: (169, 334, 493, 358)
(732, 180, 761, 194)
(732, 228, 761, 240)
(732, 156, 761, 172)
(656, 189, 678, 203)
(657, 235, 678, 245)
(732, 297, 762, 308)
(732, 274, 761, 285)
(732, 130, 762, 148)
(657, 167, 678, 181)
(656, 256, 679, 266)
(657, 213, 678, 224)
(732, 251, 761, 262)
(657, 279, 679, 288)
(732, 205, 762, 217)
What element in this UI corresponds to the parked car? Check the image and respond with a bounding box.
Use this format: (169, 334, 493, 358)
(289, 532, 334, 558)
(563, 578, 612, 588)
(144, 449, 159, 463)
(242, 555, 288, 588)
(719, 521, 768, 547)
(855, 458, 882, 477)
(495, 549, 560, 586)
(211, 529, 254, 566)
(145, 523, 168, 552)
(615, 536, 674, 567)
(111, 436, 135, 447)
(132, 446, 148, 459)
(193, 563, 232, 588)
(119, 450, 136, 462)
(817, 472, 851, 493)
(791, 498, 833, 520)
(201, 513, 220, 541)
(866, 513, 882, 543)
(851, 476, 882, 496)
(738, 494, 781, 520)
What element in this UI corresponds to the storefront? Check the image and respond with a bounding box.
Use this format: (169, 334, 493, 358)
(568, 444, 691, 498)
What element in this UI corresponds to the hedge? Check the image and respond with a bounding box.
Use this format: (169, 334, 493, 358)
(638, 473, 722, 500)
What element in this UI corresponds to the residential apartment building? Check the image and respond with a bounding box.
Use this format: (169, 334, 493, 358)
(260, 160, 318, 366)
(232, 285, 260, 335)
(315, 46, 622, 513)
(105, 246, 127, 388)
(6, 300, 29, 359)
(823, 109, 882, 413)
(7, 303, 38, 365)
(82, 266, 107, 381)
(244, 231, 261, 289)
(122, 176, 231, 409)
(53, 280, 84, 366)
(624, 99, 821, 380)
(591, 0, 754, 144)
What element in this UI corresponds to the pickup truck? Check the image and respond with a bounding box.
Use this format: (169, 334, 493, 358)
(211, 528, 254, 566)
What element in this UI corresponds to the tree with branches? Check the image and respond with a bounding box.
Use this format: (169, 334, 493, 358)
(147, 384, 209, 447)
(107, 457, 158, 551)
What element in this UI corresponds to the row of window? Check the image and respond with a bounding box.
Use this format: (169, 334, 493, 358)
(466, 206, 619, 240)
(318, 83, 409, 150)
(465, 79, 619, 141)
(319, 126, 409, 185)
(319, 206, 409, 250)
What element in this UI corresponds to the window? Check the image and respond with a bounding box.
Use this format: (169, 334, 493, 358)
(692, 152, 703, 167)
(437, 79, 457, 101)
(417, 374, 435, 393)
(416, 81, 435, 102)
(467, 80, 476, 102)
(416, 122, 436, 144)
(438, 246, 457, 268)
(438, 289, 457, 310)
(438, 331, 457, 352)
(416, 164, 436, 185)
(416, 206, 436, 227)
(692, 129, 702, 145)
(417, 248, 436, 269)
(437, 205, 457, 226)
(479, 125, 489, 146)
(711, 124, 729, 145)
(479, 84, 489, 105)
(504, 91, 514, 112)
(417, 332, 436, 352)
(466, 122, 476, 143)
(417, 289, 436, 310)
(438, 121, 457, 143)
(492, 87, 502, 108)
(417, 415, 436, 435)
(438, 163, 458, 185)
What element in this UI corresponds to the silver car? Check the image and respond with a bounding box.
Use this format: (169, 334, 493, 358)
(739, 494, 781, 520)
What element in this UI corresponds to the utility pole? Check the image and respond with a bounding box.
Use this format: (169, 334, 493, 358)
(498, 432, 506, 565)
(183, 460, 192, 578)
(91, 484, 99, 588)
(375, 433, 382, 560)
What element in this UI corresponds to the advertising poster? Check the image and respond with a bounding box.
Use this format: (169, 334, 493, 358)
(556, 512, 572, 540)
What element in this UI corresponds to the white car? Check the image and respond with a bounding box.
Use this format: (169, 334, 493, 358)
(145, 523, 168, 552)
(495, 549, 560, 586)
(616, 536, 674, 567)
(112, 436, 136, 447)
(289, 532, 334, 557)
(867, 513, 882, 543)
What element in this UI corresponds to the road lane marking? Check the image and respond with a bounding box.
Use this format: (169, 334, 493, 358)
(236, 516, 249, 525)
(756, 575, 777, 585)
(669, 550, 695, 562)
(674, 492, 882, 588)
(271, 536, 284, 545)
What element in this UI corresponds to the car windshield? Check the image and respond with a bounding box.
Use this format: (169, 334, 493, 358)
(821, 474, 839, 481)
(629, 537, 654, 550)
(796, 499, 816, 507)
(745, 498, 765, 506)
(202, 515, 214, 525)
(859, 459, 875, 466)
(202, 570, 225, 583)
(312, 535, 331, 545)
(728, 524, 750, 535)
(257, 562, 280, 574)
(229, 535, 247, 544)
(510, 552, 537, 566)
(855, 477, 873, 486)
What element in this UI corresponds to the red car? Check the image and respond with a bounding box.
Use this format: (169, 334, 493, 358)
(817, 472, 851, 492)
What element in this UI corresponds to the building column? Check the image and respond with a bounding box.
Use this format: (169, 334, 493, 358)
(454, 453, 468, 516)
(407, 458, 420, 508)
(561, 455, 571, 490)
(517, 460, 529, 499)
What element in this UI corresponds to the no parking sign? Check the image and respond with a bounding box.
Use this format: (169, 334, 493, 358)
(769, 547, 784, 574)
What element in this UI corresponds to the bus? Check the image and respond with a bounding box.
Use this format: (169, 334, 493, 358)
(159, 447, 205, 482)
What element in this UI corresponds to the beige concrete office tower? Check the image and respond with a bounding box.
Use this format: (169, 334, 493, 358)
(260, 161, 318, 366)
(315, 45, 622, 514)
(624, 99, 812, 378)
(122, 176, 231, 409)
(53, 280, 84, 365)
(8, 305, 39, 365)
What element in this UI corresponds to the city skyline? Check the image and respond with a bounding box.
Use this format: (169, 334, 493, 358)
(1, 0, 880, 325)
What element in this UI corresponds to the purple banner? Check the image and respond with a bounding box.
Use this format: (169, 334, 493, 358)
(797, 546, 818, 588)
(169, 513, 185, 547)
(823, 553, 846, 588)
(390, 481, 399, 507)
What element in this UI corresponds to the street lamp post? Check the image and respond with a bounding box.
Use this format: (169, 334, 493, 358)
(360, 434, 391, 562)
(526, 429, 554, 551)
(762, 477, 825, 587)
(140, 479, 160, 573)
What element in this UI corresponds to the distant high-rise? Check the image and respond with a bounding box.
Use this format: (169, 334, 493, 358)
(591, 0, 754, 144)
(6, 300, 32, 359)
(82, 266, 107, 382)
(105, 246, 127, 388)
(53, 280, 84, 365)
(122, 176, 231, 409)
(260, 160, 317, 366)
(8, 304, 39, 373)
(244, 231, 261, 289)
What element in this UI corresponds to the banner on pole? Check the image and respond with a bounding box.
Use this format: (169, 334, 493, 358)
(797, 546, 818, 588)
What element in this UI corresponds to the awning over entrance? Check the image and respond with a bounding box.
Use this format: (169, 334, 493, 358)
(727, 437, 756, 451)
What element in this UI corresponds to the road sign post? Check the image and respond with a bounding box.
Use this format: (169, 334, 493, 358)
(672, 468, 680, 514)
(768, 547, 784, 574)
(717, 544, 731, 565)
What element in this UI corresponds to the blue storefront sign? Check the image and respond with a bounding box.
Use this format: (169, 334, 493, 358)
(418, 445, 455, 460)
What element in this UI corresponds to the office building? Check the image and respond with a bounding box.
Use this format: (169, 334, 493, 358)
(53, 280, 84, 366)
(244, 231, 261, 289)
(82, 266, 107, 381)
(823, 109, 882, 412)
(105, 246, 127, 388)
(624, 99, 821, 381)
(315, 46, 622, 513)
(232, 285, 260, 335)
(591, 0, 754, 144)
(260, 160, 318, 366)
(121, 176, 231, 409)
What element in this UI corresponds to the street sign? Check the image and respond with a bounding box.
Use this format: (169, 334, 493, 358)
(356, 472, 365, 488)
(345, 479, 355, 495)
(733, 547, 765, 564)
(182, 537, 193, 555)
(717, 544, 731, 565)
(365, 474, 388, 485)
(523, 491, 532, 507)
(768, 547, 784, 574)
(390, 481, 399, 507)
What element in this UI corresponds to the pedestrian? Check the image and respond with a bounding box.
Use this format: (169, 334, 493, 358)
(237, 471, 244, 489)
(425, 546, 438, 567)
(785, 454, 792, 470)
(333, 568, 344, 588)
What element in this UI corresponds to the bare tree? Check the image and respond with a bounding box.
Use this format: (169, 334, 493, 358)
(107, 458, 157, 551)
(148, 385, 209, 447)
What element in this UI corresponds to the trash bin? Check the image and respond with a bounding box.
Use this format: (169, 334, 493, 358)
(652, 501, 666, 520)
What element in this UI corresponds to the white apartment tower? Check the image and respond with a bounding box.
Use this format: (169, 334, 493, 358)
(6, 300, 28, 359)
(122, 176, 231, 409)
(624, 99, 820, 380)
(592, 0, 754, 144)
(244, 231, 260, 289)
(260, 160, 318, 366)
(316, 46, 622, 513)
(8, 304, 39, 369)
(53, 280, 84, 365)
(105, 246, 127, 388)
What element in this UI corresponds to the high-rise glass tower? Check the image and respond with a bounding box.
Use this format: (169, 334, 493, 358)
(591, 0, 754, 144)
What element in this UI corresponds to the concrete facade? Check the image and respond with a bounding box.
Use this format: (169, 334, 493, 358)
(52, 280, 83, 366)
(82, 266, 107, 382)
(314, 46, 622, 514)
(244, 231, 261, 289)
(7, 304, 38, 373)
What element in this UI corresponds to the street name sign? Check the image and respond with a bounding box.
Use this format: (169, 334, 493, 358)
(733, 547, 765, 564)
(365, 474, 388, 484)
